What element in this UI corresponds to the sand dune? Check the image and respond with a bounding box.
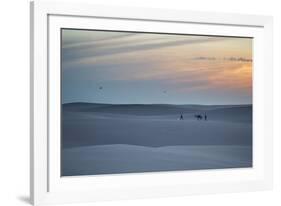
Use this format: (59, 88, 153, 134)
(63, 102, 251, 117)
(62, 103, 252, 176)
(62, 103, 252, 148)
(62, 144, 252, 176)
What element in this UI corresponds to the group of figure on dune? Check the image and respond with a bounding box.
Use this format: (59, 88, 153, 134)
(179, 113, 208, 121)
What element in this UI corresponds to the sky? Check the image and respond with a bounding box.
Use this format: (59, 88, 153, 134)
(62, 29, 252, 105)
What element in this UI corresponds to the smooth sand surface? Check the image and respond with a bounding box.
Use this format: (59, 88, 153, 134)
(62, 103, 252, 176)
(62, 144, 252, 176)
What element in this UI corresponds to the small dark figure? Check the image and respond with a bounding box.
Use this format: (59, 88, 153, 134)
(194, 114, 202, 120)
(180, 114, 184, 120)
(204, 113, 207, 121)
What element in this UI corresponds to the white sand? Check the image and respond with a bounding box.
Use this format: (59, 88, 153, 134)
(62, 144, 252, 176)
(62, 103, 252, 176)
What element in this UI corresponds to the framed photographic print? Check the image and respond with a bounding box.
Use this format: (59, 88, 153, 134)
(30, 1, 273, 205)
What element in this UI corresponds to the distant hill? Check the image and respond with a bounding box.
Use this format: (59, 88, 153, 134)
(63, 102, 252, 117)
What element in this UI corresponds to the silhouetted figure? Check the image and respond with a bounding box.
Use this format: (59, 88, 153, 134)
(204, 113, 207, 121)
(99, 86, 103, 90)
(180, 114, 184, 120)
(194, 114, 202, 120)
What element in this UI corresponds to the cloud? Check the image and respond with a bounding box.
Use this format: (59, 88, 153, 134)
(224, 57, 252, 62)
(62, 30, 252, 104)
(192, 57, 217, 61)
(192, 56, 252, 62)
(62, 33, 137, 49)
(62, 34, 228, 64)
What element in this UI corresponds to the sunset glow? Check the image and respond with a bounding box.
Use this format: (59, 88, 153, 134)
(62, 29, 252, 104)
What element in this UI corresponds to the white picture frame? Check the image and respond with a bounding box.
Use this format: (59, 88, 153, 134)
(30, 1, 273, 205)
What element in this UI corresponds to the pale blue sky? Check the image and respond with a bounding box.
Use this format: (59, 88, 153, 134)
(62, 29, 252, 105)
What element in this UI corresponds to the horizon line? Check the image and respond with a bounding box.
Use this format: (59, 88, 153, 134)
(62, 101, 252, 106)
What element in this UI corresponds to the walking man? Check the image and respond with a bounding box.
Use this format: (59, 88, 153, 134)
(180, 114, 184, 120)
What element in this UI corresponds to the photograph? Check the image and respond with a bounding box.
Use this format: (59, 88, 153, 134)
(61, 29, 253, 176)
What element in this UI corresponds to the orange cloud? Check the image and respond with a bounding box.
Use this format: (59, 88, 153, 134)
(207, 63, 252, 91)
